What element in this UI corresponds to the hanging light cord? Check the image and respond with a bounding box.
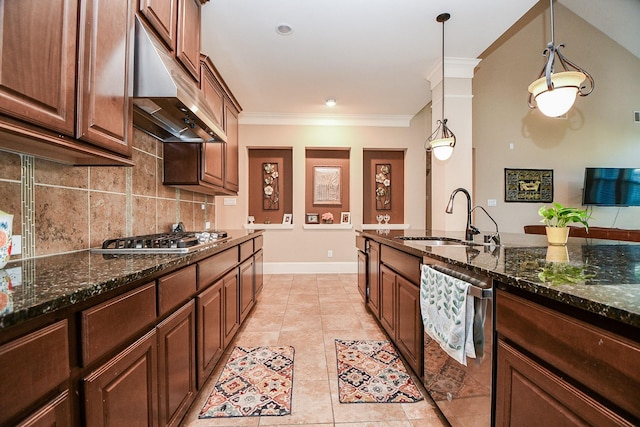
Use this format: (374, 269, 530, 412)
(426, 13, 455, 151)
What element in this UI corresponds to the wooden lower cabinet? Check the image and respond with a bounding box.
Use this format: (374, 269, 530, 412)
(395, 275, 422, 376)
(222, 268, 240, 348)
(379, 265, 396, 337)
(495, 287, 639, 425)
(16, 390, 71, 427)
(83, 329, 158, 427)
(495, 340, 631, 426)
(254, 249, 264, 296)
(196, 279, 224, 388)
(157, 301, 196, 427)
(357, 250, 367, 300)
(379, 264, 423, 376)
(367, 241, 380, 317)
(0, 320, 69, 426)
(240, 257, 255, 323)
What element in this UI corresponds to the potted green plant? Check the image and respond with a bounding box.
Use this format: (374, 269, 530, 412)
(538, 202, 590, 245)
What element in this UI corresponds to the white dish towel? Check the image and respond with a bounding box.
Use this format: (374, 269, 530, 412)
(420, 264, 476, 366)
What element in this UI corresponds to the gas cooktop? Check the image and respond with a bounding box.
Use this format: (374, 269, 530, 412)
(91, 231, 229, 254)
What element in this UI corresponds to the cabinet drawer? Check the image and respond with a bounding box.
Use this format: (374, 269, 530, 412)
(81, 282, 157, 366)
(355, 235, 366, 251)
(240, 240, 253, 262)
(197, 247, 238, 290)
(254, 234, 264, 250)
(0, 320, 69, 425)
(380, 245, 421, 284)
(496, 289, 640, 420)
(158, 265, 196, 316)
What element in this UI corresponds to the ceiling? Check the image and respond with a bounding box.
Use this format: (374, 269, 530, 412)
(201, 0, 640, 125)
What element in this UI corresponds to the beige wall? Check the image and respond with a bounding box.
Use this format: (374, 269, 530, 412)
(472, 3, 640, 233)
(216, 112, 430, 272)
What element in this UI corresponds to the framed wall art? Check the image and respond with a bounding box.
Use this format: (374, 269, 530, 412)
(505, 168, 553, 203)
(313, 166, 342, 205)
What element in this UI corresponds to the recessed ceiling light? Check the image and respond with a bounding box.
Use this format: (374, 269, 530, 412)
(325, 98, 336, 107)
(276, 23, 293, 36)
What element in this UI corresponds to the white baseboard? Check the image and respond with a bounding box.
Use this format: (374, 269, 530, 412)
(264, 262, 358, 274)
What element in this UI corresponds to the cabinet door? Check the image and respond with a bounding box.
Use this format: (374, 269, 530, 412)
(15, 391, 71, 427)
(77, 0, 134, 156)
(254, 249, 264, 296)
(0, 0, 77, 135)
(138, 0, 178, 51)
(357, 250, 367, 300)
(222, 269, 240, 348)
(367, 242, 380, 317)
(0, 321, 69, 426)
(176, 0, 201, 81)
(396, 275, 423, 376)
(239, 258, 255, 323)
(224, 103, 240, 193)
(157, 301, 196, 427)
(196, 280, 224, 387)
(84, 330, 158, 427)
(495, 339, 631, 426)
(379, 265, 396, 338)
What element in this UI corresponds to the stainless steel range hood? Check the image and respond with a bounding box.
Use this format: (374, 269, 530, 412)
(133, 16, 226, 143)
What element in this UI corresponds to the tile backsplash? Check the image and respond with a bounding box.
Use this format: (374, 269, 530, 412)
(0, 129, 215, 258)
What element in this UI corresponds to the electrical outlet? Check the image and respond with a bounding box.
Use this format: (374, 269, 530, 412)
(11, 235, 21, 255)
(205, 221, 211, 229)
(327, 250, 333, 258)
(223, 198, 237, 206)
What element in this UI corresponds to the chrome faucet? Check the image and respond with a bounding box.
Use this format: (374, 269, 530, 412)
(445, 188, 480, 241)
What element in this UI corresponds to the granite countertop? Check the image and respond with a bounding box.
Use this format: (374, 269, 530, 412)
(359, 229, 640, 329)
(0, 230, 262, 330)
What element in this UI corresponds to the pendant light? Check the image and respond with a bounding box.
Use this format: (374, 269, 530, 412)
(527, 0, 594, 117)
(426, 13, 455, 161)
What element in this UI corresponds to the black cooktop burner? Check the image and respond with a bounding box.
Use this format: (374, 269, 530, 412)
(93, 231, 229, 254)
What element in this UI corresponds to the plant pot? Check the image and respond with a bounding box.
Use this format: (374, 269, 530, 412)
(323, 220, 333, 224)
(546, 226, 569, 246)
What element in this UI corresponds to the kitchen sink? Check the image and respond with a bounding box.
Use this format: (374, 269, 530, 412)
(395, 236, 486, 247)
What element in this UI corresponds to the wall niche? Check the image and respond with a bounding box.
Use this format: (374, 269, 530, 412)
(363, 149, 405, 225)
(305, 148, 350, 224)
(247, 148, 293, 224)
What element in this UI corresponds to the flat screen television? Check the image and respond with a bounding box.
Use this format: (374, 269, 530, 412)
(582, 167, 640, 206)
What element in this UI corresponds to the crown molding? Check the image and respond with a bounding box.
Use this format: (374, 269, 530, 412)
(238, 112, 413, 127)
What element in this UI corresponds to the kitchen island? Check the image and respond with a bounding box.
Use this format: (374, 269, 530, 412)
(357, 229, 639, 426)
(0, 229, 263, 427)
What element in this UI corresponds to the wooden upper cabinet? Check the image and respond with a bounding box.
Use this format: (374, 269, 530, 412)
(77, 0, 135, 157)
(138, 0, 178, 52)
(200, 57, 225, 129)
(0, 0, 77, 135)
(177, 0, 201, 81)
(224, 103, 239, 193)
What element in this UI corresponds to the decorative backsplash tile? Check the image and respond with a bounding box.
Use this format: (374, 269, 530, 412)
(0, 129, 216, 258)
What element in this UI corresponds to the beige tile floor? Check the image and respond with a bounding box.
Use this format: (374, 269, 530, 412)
(180, 273, 449, 426)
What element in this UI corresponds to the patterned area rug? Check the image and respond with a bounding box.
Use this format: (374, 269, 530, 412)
(198, 346, 294, 418)
(335, 339, 423, 403)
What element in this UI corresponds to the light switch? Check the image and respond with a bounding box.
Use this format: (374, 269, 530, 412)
(487, 199, 497, 207)
(223, 198, 237, 206)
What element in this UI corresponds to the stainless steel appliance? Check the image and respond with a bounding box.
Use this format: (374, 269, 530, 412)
(421, 263, 494, 427)
(92, 231, 229, 254)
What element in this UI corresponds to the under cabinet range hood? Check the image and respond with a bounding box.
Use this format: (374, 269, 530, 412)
(133, 16, 226, 143)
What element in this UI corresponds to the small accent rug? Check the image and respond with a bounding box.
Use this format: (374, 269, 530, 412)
(335, 339, 423, 403)
(198, 346, 294, 418)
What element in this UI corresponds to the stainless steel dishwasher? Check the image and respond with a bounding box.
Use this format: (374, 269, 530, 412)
(420, 262, 494, 427)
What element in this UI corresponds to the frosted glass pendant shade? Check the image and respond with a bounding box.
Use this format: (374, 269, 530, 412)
(430, 138, 455, 161)
(528, 71, 586, 117)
